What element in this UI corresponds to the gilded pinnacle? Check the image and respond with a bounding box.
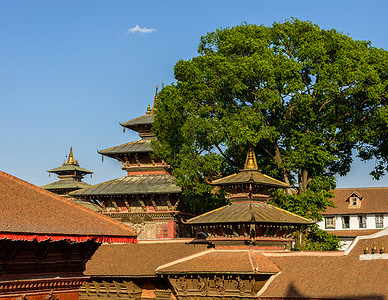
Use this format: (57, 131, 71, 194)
(244, 145, 258, 171)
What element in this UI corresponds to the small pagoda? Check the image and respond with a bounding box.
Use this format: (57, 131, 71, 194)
(156, 147, 313, 300)
(42, 146, 93, 196)
(185, 145, 313, 250)
(71, 87, 189, 239)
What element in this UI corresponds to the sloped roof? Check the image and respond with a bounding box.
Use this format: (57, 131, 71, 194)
(156, 249, 280, 275)
(41, 180, 91, 190)
(70, 174, 181, 197)
(86, 240, 208, 277)
(98, 139, 153, 156)
(47, 164, 93, 174)
(324, 187, 388, 214)
(0, 171, 136, 238)
(327, 229, 383, 238)
(211, 171, 289, 188)
(121, 114, 155, 128)
(211, 146, 289, 188)
(186, 202, 312, 225)
(260, 229, 388, 299)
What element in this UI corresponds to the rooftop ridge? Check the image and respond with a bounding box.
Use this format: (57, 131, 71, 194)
(0, 170, 137, 237)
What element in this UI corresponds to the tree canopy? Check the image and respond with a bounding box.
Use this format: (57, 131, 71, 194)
(153, 19, 388, 224)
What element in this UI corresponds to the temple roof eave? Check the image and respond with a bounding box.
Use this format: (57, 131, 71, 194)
(47, 165, 93, 174)
(185, 202, 313, 225)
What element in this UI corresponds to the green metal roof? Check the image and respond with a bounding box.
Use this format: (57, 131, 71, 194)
(41, 181, 91, 190)
(211, 170, 289, 188)
(121, 114, 154, 128)
(186, 202, 312, 225)
(70, 174, 181, 197)
(48, 165, 93, 174)
(99, 139, 153, 156)
(70, 198, 102, 212)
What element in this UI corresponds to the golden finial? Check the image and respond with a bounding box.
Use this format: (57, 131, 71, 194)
(67, 146, 76, 165)
(380, 244, 385, 254)
(63, 159, 66, 166)
(244, 145, 258, 171)
(372, 243, 377, 254)
(146, 103, 151, 115)
(151, 85, 158, 113)
(364, 245, 369, 254)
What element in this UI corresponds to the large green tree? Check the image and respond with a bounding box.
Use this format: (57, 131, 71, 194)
(153, 19, 388, 225)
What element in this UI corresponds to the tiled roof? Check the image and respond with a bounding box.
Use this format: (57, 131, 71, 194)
(85, 240, 208, 277)
(41, 180, 91, 190)
(327, 229, 383, 237)
(261, 230, 388, 299)
(48, 165, 93, 174)
(156, 249, 280, 274)
(121, 114, 154, 128)
(99, 139, 153, 155)
(324, 187, 388, 214)
(186, 202, 312, 225)
(211, 171, 289, 188)
(0, 170, 136, 237)
(70, 174, 181, 196)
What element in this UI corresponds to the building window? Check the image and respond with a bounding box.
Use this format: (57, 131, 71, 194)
(359, 215, 367, 228)
(376, 215, 384, 228)
(342, 216, 350, 229)
(348, 196, 361, 208)
(325, 217, 335, 229)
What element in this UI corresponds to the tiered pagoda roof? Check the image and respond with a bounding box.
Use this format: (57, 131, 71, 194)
(71, 87, 185, 239)
(186, 146, 311, 226)
(42, 147, 93, 194)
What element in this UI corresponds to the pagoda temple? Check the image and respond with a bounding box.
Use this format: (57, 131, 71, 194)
(42, 147, 93, 197)
(155, 146, 313, 300)
(185, 145, 312, 250)
(71, 88, 188, 239)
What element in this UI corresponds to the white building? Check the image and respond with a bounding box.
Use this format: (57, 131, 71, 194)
(319, 187, 388, 250)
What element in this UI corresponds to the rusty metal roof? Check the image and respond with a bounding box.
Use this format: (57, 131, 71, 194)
(98, 139, 153, 156)
(186, 201, 312, 225)
(70, 174, 181, 197)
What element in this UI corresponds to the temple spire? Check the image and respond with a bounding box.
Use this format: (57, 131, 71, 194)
(66, 146, 77, 165)
(243, 145, 258, 171)
(151, 85, 158, 112)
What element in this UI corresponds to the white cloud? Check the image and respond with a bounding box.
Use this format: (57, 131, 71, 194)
(126, 25, 156, 34)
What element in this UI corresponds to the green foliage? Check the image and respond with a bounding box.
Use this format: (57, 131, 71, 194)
(300, 225, 340, 251)
(153, 19, 388, 220)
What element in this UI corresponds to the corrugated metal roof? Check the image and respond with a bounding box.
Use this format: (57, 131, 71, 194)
(41, 181, 91, 190)
(186, 201, 312, 225)
(48, 165, 93, 174)
(70, 174, 181, 196)
(99, 139, 153, 155)
(211, 170, 289, 188)
(121, 114, 154, 128)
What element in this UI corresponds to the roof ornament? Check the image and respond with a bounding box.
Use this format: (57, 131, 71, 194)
(243, 145, 258, 171)
(146, 103, 151, 115)
(67, 146, 76, 165)
(151, 85, 158, 112)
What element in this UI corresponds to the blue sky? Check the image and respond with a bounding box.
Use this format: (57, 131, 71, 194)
(0, 0, 387, 188)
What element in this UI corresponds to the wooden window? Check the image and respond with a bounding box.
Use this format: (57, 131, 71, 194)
(376, 215, 384, 228)
(358, 215, 367, 228)
(325, 217, 335, 229)
(342, 216, 350, 229)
